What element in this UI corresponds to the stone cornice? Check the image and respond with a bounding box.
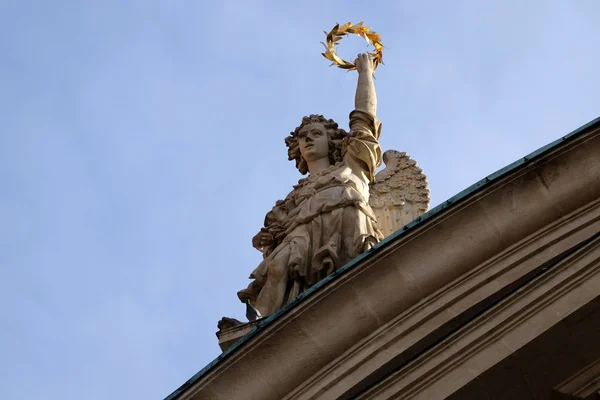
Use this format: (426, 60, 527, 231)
(361, 233, 600, 399)
(555, 358, 600, 399)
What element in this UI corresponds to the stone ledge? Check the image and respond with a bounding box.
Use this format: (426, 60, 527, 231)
(216, 319, 259, 352)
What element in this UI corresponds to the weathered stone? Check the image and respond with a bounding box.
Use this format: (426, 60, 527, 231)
(235, 53, 429, 319)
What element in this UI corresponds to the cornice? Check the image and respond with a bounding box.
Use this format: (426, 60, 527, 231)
(361, 235, 600, 399)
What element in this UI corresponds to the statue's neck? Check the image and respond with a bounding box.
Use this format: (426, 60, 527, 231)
(307, 158, 332, 176)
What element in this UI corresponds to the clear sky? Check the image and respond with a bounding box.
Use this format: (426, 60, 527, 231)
(1, 1, 599, 399)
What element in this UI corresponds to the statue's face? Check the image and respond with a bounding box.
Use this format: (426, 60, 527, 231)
(298, 123, 329, 162)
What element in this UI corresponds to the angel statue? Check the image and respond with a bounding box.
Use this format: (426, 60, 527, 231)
(236, 53, 430, 320)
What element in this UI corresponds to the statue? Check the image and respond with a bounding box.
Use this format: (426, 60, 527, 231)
(236, 54, 430, 319)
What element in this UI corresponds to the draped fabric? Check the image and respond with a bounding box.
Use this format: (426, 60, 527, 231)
(238, 110, 383, 314)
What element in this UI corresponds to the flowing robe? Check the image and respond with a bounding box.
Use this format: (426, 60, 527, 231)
(238, 110, 383, 312)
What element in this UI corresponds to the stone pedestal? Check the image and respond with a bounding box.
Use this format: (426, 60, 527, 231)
(216, 320, 259, 352)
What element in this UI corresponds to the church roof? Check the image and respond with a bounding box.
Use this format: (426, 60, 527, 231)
(164, 114, 600, 400)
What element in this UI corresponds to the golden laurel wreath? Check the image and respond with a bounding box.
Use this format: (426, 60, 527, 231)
(321, 22, 384, 71)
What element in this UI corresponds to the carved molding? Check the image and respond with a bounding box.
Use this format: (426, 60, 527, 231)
(360, 235, 600, 399)
(555, 358, 600, 399)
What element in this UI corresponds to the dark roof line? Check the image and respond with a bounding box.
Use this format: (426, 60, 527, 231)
(164, 115, 600, 400)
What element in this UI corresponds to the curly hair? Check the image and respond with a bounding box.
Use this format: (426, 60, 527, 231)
(285, 114, 348, 175)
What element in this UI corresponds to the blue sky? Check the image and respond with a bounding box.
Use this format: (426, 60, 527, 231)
(1, 1, 599, 399)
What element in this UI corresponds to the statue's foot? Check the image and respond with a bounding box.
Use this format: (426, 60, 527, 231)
(362, 237, 378, 253)
(322, 256, 335, 275)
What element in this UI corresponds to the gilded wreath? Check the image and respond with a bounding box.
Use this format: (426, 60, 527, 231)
(321, 22, 384, 71)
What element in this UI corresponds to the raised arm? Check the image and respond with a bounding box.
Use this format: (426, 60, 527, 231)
(354, 53, 377, 115)
(345, 53, 382, 182)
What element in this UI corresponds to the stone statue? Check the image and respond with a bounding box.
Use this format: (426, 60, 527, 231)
(236, 53, 430, 319)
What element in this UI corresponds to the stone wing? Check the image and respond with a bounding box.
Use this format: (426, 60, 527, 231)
(369, 150, 430, 238)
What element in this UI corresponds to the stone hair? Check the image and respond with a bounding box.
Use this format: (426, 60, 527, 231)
(285, 114, 348, 175)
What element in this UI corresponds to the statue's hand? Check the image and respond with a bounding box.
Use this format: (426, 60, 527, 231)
(354, 53, 375, 75)
(258, 230, 275, 248)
